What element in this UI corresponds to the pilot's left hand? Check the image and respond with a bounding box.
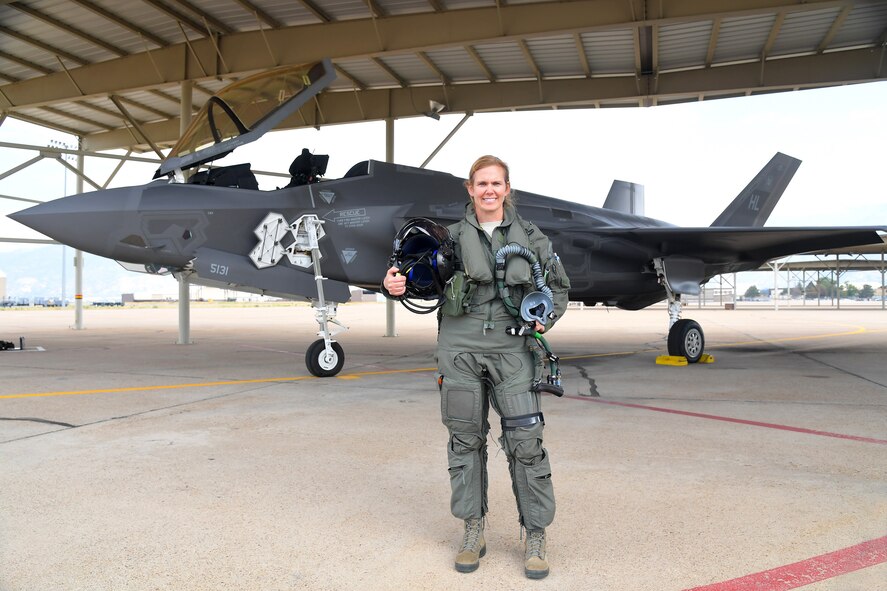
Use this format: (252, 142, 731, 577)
(534, 321, 545, 334)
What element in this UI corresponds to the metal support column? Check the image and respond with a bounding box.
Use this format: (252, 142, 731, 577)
(835, 255, 841, 310)
(177, 274, 191, 344)
(177, 81, 193, 345)
(881, 251, 885, 310)
(802, 270, 806, 306)
(73, 137, 84, 329)
(384, 117, 397, 337)
(733, 273, 737, 308)
(769, 261, 783, 311)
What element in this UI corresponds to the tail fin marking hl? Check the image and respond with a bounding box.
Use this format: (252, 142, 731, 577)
(710, 152, 801, 227)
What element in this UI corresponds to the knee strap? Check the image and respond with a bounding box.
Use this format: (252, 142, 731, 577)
(501, 412, 544, 431)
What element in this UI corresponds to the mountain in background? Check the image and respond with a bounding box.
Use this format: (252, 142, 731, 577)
(0, 245, 175, 302)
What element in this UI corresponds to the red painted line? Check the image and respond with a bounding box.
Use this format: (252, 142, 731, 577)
(563, 396, 887, 445)
(683, 536, 887, 591)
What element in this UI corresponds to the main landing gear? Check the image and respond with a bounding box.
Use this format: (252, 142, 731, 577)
(250, 213, 347, 377)
(667, 318, 705, 363)
(654, 258, 706, 363)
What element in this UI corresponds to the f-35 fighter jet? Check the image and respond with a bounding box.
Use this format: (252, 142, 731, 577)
(10, 59, 885, 376)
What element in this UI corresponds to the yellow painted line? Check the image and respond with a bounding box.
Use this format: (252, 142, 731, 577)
(562, 350, 644, 361)
(710, 326, 868, 348)
(1, 377, 312, 400)
(3, 325, 882, 399)
(0, 366, 437, 400)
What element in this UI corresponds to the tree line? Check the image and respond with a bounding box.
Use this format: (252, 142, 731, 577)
(744, 278, 877, 300)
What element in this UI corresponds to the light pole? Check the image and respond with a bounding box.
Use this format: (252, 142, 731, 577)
(49, 139, 73, 306)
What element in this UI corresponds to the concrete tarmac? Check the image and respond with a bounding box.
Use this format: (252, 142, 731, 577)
(1, 303, 885, 591)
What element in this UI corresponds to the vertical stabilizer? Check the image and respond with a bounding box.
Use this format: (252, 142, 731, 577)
(710, 152, 801, 227)
(603, 180, 645, 216)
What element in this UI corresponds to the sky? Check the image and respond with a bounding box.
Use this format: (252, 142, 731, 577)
(1, 79, 886, 297)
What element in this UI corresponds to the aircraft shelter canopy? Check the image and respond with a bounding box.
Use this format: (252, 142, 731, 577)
(0, 0, 885, 153)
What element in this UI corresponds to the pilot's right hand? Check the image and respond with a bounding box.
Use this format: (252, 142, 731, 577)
(383, 266, 406, 297)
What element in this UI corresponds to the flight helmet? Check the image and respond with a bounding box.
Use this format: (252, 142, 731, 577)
(389, 218, 455, 313)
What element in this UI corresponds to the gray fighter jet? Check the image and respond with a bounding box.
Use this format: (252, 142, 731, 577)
(9, 59, 886, 376)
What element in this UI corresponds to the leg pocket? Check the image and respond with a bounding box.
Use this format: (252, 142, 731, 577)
(524, 451, 556, 529)
(441, 383, 482, 428)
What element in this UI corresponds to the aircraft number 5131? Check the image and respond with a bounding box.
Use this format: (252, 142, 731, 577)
(210, 263, 229, 276)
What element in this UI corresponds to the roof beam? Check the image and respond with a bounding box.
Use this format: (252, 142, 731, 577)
(365, 0, 386, 19)
(69, 0, 168, 48)
(296, 0, 331, 23)
(417, 51, 450, 84)
(0, 49, 54, 75)
(762, 10, 786, 59)
(817, 5, 851, 53)
(518, 40, 541, 79)
(230, 0, 283, 29)
(334, 64, 366, 90)
(9, 111, 82, 136)
(166, 0, 233, 35)
(74, 99, 132, 121)
(149, 88, 186, 106)
(706, 17, 722, 67)
(372, 57, 406, 87)
(0, 24, 89, 66)
(113, 95, 174, 121)
(8, 1, 128, 57)
(573, 33, 591, 77)
(140, 0, 219, 38)
(38, 104, 115, 132)
(465, 46, 495, 82)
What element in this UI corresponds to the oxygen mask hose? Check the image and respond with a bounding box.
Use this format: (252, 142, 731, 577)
(495, 243, 563, 396)
(532, 332, 563, 396)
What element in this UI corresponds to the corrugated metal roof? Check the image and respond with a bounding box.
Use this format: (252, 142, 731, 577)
(426, 47, 485, 83)
(772, 7, 843, 56)
(832, 3, 887, 48)
(0, 0, 884, 149)
(580, 29, 636, 75)
(659, 21, 713, 71)
(526, 35, 584, 77)
(474, 41, 530, 80)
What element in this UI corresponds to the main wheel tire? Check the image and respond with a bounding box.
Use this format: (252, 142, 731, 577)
(305, 339, 345, 377)
(667, 319, 705, 363)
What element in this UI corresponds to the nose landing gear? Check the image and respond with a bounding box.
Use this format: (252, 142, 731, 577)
(250, 213, 348, 377)
(667, 318, 704, 363)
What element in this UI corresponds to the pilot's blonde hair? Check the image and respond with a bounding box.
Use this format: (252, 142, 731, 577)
(464, 155, 516, 208)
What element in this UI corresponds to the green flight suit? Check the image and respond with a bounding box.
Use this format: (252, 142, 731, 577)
(437, 203, 570, 530)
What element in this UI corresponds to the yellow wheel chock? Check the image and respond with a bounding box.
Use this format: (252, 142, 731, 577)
(656, 353, 715, 366)
(656, 355, 688, 366)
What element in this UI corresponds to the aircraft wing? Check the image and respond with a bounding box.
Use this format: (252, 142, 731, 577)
(593, 226, 885, 267)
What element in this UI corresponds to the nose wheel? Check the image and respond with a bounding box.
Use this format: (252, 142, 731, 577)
(306, 339, 345, 377)
(249, 213, 349, 377)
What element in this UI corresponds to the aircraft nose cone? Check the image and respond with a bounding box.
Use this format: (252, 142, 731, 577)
(8, 186, 138, 258)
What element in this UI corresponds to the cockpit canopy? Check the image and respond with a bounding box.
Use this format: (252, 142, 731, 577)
(155, 59, 335, 178)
